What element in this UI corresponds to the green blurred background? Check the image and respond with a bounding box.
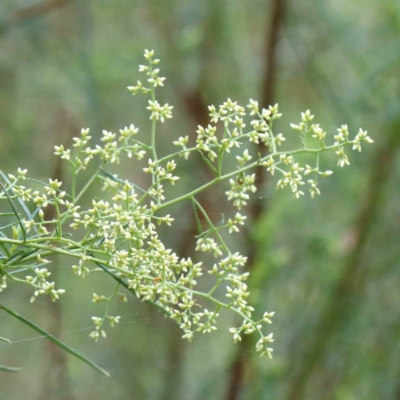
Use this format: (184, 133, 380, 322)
(1, 0, 400, 399)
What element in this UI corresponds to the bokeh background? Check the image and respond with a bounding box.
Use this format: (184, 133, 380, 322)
(1, 0, 400, 399)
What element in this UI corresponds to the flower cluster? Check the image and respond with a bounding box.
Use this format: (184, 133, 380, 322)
(0, 50, 373, 362)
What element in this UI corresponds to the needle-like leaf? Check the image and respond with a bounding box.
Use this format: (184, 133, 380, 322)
(0, 303, 110, 377)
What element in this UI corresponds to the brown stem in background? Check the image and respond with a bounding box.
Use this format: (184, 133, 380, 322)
(150, 2, 285, 398)
(40, 110, 77, 400)
(225, 1, 287, 399)
(286, 127, 400, 400)
(148, 3, 222, 399)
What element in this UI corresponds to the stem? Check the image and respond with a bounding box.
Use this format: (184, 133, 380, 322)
(71, 166, 77, 202)
(176, 286, 263, 338)
(269, 120, 277, 153)
(217, 126, 229, 176)
(158, 147, 198, 163)
(303, 125, 307, 148)
(53, 196, 62, 238)
(74, 168, 101, 204)
(151, 119, 158, 186)
(158, 142, 351, 211)
(192, 197, 230, 254)
(0, 303, 109, 376)
(0, 238, 135, 277)
(97, 282, 120, 332)
(150, 66, 158, 187)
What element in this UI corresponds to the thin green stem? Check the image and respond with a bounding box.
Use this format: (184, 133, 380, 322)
(158, 147, 197, 163)
(149, 66, 158, 188)
(96, 282, 120, 332)
(0, 303, 109, 376)
(71, 164, 77, 202)
(53, 196, 62, 238)
(303, 126, 308, 149)
(175, 286, 264, 338)
(134, 179, 161, 208)
(217, 126, 230, 177)
(269, 124, 277, 153)
(192, 197, 230, 254)
(75, 168, 101, 204)
(0, 238, 134, 277)
(315, 153, 320, 183)
(157, 142, 355, 211)
(151, 119, 157, 186)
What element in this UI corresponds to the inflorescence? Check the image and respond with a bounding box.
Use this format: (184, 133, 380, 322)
(0, 49, 373, 358)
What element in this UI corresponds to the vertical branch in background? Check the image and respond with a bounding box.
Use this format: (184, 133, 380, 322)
(150, 2, 229, 399)
(40, 110, 77, 400)
(224, 1, 287, 399)
(286, 126, 400, 400)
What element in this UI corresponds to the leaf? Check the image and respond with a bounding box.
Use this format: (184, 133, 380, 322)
(0, 336, 11, 343)
(198, 151, 218, 175)
(0, 171, 39, 235)
(0, 183, 26, 242)
(99, 166, 148, 195)
(0, 303, 109, 377)
(0, 232, 10, 257)
(6, 248, 38, 264)
(191, 198, 203, 234)
(0, 364, 21, 372)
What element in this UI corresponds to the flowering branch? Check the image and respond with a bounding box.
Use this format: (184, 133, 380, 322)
(0, 50, 373, 369)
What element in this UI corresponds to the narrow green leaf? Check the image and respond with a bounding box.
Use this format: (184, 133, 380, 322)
(99, 166, 148, 195)
(6, 248, 38, 265)
(0, 364, 21, 372)
(0, 222, 19, 230)
(25, 177, 49, 187)
(0, 183, 26, 242)
(0, 336, 11, 343)
(0, 303, 109, 377)
(0, 171, 39, 235)
(0, 233, 10, 257)
(0, 171, 32, 219)
(198, 151, 218, 175)
(191, 198, 203, 234)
